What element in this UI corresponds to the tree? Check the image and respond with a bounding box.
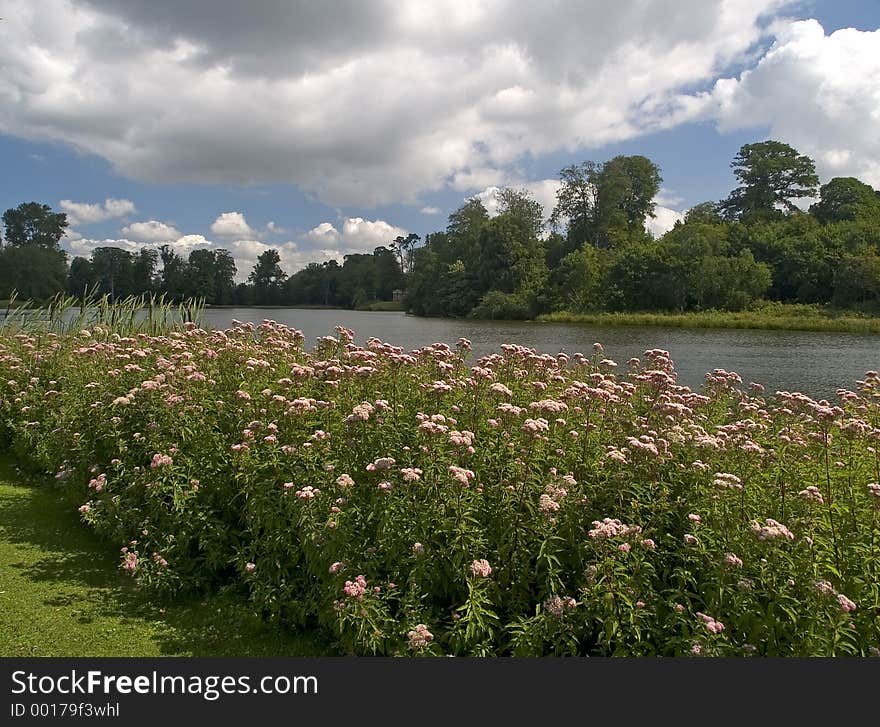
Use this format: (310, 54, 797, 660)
(2, 202, 68, 248)
(159, 245, 188, 300)
(809, 177, 880, 225)
(90, 247, 135, 298)
(68, 256, 95, 297)
(719, 141, 819, 220)
(213, 249, 237, 304)
(249, 249, 287, 304)
(391, 233, 420, 276)
(550, 155, 662, 249)
(0, 245, 68, 300)
(131, 249, 158, 296)
(684, 202, 723, 225)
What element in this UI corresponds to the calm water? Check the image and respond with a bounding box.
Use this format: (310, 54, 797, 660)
(198, 308, 880, 398)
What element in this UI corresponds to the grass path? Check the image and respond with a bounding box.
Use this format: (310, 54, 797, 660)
(0, 459, 331, 656)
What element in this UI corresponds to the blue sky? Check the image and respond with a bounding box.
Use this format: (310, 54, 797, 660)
(0, 0, 878, 279)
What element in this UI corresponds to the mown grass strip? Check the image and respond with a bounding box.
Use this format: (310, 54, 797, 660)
(538, 309, 880, 333)
(0, 458, 331, 657)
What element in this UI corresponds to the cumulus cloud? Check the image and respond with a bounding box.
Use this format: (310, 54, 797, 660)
(59, 198, 136, 226)
(700, 20, 880, 187)
(420, 206, 442, 215)
(266, 221, 288, 235)
(210, 212, 256, 239)
(646, 205, 685, 237)
(303, 217, 407, 252)
(120, 220, 182, 242)
(0, 0, 804, 207)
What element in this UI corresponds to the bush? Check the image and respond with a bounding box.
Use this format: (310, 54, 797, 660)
(2, 322, 879, 655)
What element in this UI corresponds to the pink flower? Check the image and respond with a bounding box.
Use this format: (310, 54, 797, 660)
(618, 543, 631, 553)
(245, 562, 256, 573)
(343, 575, 368, 599)
(684, 534, 699, 546)
(400, 468, 422, 482)
(150, 453, 173, 468)
(407, 624, 434, 649)
(724, 553, 743, 568)
(335, 474, 355, 488)
(449, 465, 475, 486)
(470, 559, 492, 577)
(412, 542, 425, 555)
(329, 561, 344, 574)
(366, 457, 396, 472)
(838, 594, 857, 613)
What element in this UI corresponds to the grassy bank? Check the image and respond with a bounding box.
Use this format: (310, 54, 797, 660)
(0, 458, 331, 656)
(355, 300, 406, 312)
(539, 304, 880, 333)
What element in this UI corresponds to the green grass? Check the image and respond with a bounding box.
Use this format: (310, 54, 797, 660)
(0, 457, 332, 656)
(538, 305, 880, 333)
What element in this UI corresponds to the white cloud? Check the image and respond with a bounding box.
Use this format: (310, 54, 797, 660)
(701, 20, 880, 187)
(420, 206, 442, 215)
(120, 220, 181, 242)
(62, 232, 211, 260)
(303, 217, 407, 253)
(66, 237, 142, 256)
(59, 198, 136, 226)
(646, 205, 684, 237)
(266, 221, 288, 235)
(0, 0, 803, 207)
(210, 212, 256, 239)
(303, 222, 341, 247)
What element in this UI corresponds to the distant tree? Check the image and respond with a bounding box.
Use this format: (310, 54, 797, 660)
(809, 177, 880, 225)
(131, 248, 158, 296)
(684, 201, 723, 225)
(67, 256, 95, 297)
(719, 141, 819, 221)
(90, 247, 134, 298)
(213, 249, 237, 304)
(0, 245, 68, 300)
(159, 245, 189, 300)
(391, 233, 420, 276)
(248, 249, 287, 304)
(550, 155, 662, 249)
(2, 202, 68, 248)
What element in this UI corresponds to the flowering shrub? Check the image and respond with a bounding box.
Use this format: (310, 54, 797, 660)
(2, 321, 879, 655)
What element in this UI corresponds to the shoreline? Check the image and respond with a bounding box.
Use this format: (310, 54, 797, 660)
(538, 309, 880, 334)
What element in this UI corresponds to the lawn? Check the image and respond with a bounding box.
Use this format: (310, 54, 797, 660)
(0, 458, 331, 657)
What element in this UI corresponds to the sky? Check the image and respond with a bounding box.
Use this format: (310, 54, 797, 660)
(0, 0, 878, 281)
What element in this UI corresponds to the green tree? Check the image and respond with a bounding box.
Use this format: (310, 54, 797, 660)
(131, 249, 158, 296)
(809, 177, 880, 225)
(67, 256, 95, 297)
(2, 202, 68, 248)
(90, 247, 134, 299)
(248, 249, 287, 304)
(159, 245, 189, 300)
(550, 155, 662, 249)
(213, 249, 237, 304)
(0, 245, 68, 300)
(719, 141, 819, 221)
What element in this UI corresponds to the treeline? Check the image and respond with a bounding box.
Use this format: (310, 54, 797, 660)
(0, 204, 408, 306)
(3, 140, 880, 315)
(406, 141, 880, 318)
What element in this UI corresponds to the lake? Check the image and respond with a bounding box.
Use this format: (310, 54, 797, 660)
(199, 308, 880, 399)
